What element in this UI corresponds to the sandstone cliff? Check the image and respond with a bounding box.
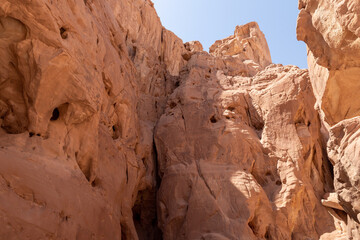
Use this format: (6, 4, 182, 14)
(0, 0, 184, 239)
(155, 58, 335, 239)
(0, 0, 359, 239)
(297, 0, 360, 239)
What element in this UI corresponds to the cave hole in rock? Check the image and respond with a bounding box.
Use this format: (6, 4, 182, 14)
(60, 27, 68, 39)
(265, 227, 271, 239)
(326, 156, 334, 179)
(182, 52, 191, 61)
(91, 177, 100, 187)
(254, 121, 264, 131)
(210, 115, 217, 123)
(227, 106, 235, 111)
(50, 108, 60, 121)
(275, 180, 282, 186)
(112, 125, 120, 140)
(248, 220, 260, 237)
(174, 81, 180, 88)
(169, 102, 177, 109)
(295, 118, 304, 126)
(248, 221, 256, 232)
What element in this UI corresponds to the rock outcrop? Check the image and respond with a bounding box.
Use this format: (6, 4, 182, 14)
(210, 22, 272, 77)
(155, 49, 335, 239)
(297, 0, 360, 125)
(297, 0, 360, 238)
(0, 0, 359, 239)
(0, 0, 187, 239)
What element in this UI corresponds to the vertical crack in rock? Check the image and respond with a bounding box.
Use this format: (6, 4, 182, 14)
(195, 159, 217, 200)
(0, 16, 28, 134)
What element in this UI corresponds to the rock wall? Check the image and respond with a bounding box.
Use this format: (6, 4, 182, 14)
(0, 0, 187, 239)
(297, 0, 360, 125)
(0, 0, 358, 239)
(297, 0, 360, 238)
(155, 58, 335, 239)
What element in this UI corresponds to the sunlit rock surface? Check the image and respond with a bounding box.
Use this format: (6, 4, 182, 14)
(0, 0, 185, 239)
(0, 0, 358, 239)
(155, 50, 335, 239)
(297, 0, 360, 238)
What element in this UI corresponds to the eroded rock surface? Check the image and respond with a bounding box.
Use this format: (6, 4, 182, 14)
(155, 49, 335, 239)
(297, 0, 360, 125)
(210, 22, 272, 77)
(0, 0, 358, 239)
(297, 0, 360, 238)
(0, 0, 188, 239)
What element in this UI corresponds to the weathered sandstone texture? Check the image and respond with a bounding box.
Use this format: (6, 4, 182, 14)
(210, 22, 272, 77)
(155, 51, 337, 239)
(0, 0, 358, 239)
(0, 0, 187, 239)
(297, 0, 360, 238)
(297, 0, 360, 125)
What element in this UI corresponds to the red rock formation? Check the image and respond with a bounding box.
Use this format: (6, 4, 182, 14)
(210, 22, 272, 77)
(297, 0, 360, 238)
(155, 51, 335, 239)
(0, 1, 185, 239)
(0, 0, 358, 239)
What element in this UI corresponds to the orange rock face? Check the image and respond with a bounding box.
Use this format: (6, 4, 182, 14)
(0, 0, 358, 239)
(297, 0, 360, 239)
(155, 56, 335, 239)
(297, 0, 360, 125)
(210, 22, 272, 77)
(0, 1, 184, 239)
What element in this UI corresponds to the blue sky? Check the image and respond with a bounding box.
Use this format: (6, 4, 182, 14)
(152, 0, 308, 69)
